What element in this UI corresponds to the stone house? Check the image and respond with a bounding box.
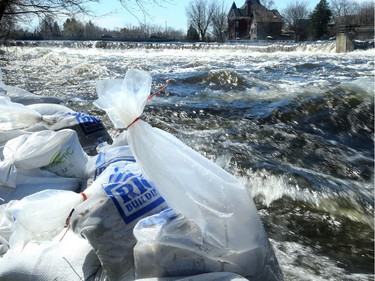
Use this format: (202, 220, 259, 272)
(228, 0, 283, 40)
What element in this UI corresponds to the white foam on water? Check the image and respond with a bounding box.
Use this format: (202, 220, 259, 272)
(272, 239, 373, 281)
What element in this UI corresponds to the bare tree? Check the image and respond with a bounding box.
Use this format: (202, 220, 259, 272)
(211, 0, 227, 42)
(282, 1, 310, 41)
(355, 1, 374, 26)
(0, 0, 98, 23)
(0, 0, 168, 26)
(186, 0, 215, 41)
(261, 0, 275, 10)
(330, 0, 359, 25)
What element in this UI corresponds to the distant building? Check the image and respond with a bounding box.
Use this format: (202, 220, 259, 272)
(228, 0, 283, 40)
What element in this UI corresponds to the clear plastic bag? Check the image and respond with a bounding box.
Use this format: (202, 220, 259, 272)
(6, 189, 85, 251)
(0, 97, 42, 130)
(94, 69, 283, 279)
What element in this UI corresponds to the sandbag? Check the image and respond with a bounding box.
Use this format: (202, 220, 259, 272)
(134, 209, 282, 280)
(86, 145, 135, 180)
(94, 69, 283, 280)
(50, 112, 113, 156)
(0, 229, 100, 281)
(0, 99, 112, 156)
(0, 96, 42, 130)
(71, 160, 168, 281)
(0, 168, 81, 204)
(4, 189, 86, 251)
(0, 129, 88, 187)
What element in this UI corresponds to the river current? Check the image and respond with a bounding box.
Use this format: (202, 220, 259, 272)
(0, 40, 374, 280)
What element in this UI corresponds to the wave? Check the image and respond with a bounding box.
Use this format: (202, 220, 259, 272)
(1, 39, 337, 53)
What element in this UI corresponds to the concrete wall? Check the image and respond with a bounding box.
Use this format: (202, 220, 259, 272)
(336, 32, 354, 53)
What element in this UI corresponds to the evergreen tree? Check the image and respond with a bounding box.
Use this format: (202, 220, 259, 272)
(38, 16, 54, 39)
(310, 0, 332, 40)
(63, 18, 84, 39)
(186, 25, 199, 41)
(52, 21, 62, 38)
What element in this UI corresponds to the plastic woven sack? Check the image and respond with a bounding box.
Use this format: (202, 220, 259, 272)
(71, 160, 167, 280)
(0, 129, 88, 187)
(94, 69, 283, 279)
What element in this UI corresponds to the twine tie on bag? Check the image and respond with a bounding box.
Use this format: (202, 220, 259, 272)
(59, 192, 88, 242)
(126, 80, 170, 130)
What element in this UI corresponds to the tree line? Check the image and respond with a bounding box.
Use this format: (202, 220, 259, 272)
(283, 0, 374, 41)
(0, 0, 374, 42)
(7, 16, 186, 41)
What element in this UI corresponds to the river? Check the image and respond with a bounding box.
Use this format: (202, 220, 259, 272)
(0, 40, 374, 280)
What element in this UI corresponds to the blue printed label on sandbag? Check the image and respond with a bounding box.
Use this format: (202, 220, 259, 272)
(67, 112, 104, 134)
(94, 147, 136, 179)
(103, 168, 166, 225)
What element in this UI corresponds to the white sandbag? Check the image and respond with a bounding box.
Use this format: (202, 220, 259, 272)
(0, 102, 66, 154)
(0, 96, 42, 130)
(49, 112, 113, 156)
(0, 168, 81, 204)
(0, 100, 111, 156)
(5, 189, 86, 251)
(26, 103, 73, 116)
(0, 202, 15, 255)
(86, 145, 135, 180)
(71, 160, 168, 281)
(0, 129, 88, 187)
(94, 69, 283, 279)
(0, 229, 100, 281)
(27, 104, 113, 156)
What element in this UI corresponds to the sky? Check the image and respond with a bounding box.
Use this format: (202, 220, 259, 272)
(85, 0, 323, 32)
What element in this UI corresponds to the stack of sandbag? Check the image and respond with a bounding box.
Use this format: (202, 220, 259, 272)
(89, 69, 283, 280)
(0, 96, 112, 156)
(0, 129, 87, 202)
(0, 69, 283, 281)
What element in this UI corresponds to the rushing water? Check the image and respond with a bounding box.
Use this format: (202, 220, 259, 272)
(0, 40, 374, 280)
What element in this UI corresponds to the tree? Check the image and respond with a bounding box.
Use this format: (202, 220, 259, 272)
(309, 0, 332, 39)
(85, 20, 101, 39)
(0, 0, 98, 23)
(186, 24, 199, 41)
(355, 1, 374, 26)
(0, 0, 168, 29)
(211, 0, 227, 42)
(52, 21, 61, 38)
(38, 15, 54, 39)
(283, 1, 310, 41)
(185, 0, 215, 41)
(63, 18, 84, 39)
(262, 0, 275, 10)
(330, 0, 359, 25)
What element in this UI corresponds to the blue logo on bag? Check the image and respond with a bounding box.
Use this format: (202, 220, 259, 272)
(66, 112, 104, 134)
(94, 150, 136, 179)
(103, 168, 165, 225)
